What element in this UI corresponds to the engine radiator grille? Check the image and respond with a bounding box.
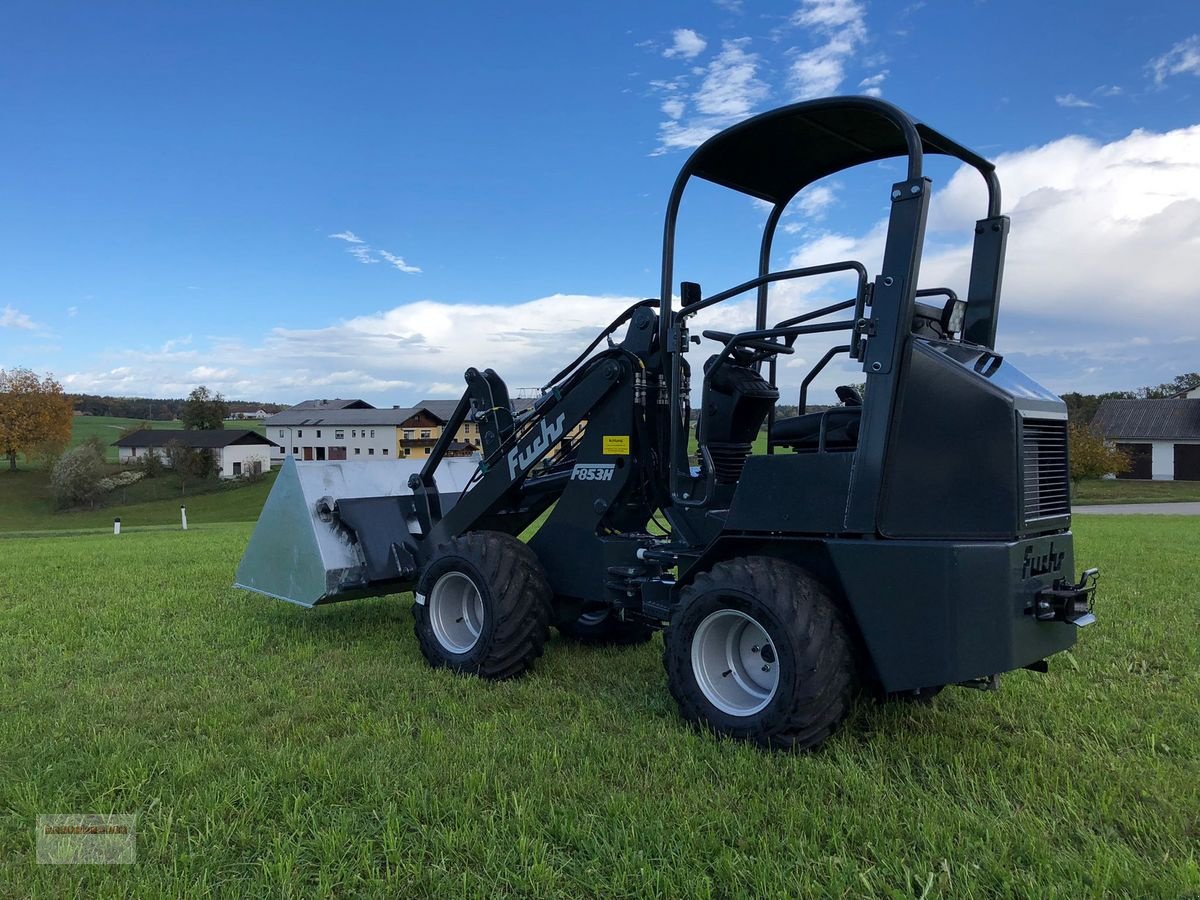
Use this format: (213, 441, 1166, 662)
(1022, 418, 1070, 526)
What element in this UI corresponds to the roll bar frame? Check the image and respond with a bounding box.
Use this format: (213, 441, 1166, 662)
(655, 96, 1009, 512)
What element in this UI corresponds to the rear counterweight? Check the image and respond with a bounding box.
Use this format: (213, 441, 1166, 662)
(826, 534, 1080, 692)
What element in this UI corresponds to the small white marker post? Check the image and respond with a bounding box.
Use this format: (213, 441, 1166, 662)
(180, 505, 188, 531)
(113, 517, 121, 535)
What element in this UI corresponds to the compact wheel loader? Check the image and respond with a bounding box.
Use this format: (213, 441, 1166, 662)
(237, 97, 1098, 750)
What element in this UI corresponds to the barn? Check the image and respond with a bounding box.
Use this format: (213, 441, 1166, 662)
(114, 429, 277, 479)
(1092, 392, 1200, 481)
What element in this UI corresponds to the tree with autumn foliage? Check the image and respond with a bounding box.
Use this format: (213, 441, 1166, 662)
(1068, 422, 1130, 484)
(0, 368, 74, 471)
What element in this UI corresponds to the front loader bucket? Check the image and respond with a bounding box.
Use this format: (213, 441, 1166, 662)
(235, 455, 478, 608)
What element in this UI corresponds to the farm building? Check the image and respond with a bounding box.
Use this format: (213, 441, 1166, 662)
(264, 399, 487, 463)
(114, 429, 277, 479)
(1093, 393, 1200, 480)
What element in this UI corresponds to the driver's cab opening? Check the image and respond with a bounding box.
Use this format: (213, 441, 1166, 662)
(657, 99, 1005, 513)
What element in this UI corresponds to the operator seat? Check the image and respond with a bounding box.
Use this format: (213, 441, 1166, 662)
(771, 385, 862, 451)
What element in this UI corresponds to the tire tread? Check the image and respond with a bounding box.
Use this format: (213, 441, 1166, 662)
(663, 556, 856, 751)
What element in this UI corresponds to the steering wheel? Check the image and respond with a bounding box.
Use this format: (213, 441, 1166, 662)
(702, 330, 795, 361)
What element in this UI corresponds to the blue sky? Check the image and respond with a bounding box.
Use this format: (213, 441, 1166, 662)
(2, 0, 1198, 405)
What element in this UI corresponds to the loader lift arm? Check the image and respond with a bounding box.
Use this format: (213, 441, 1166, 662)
(411, 352, 632, 562)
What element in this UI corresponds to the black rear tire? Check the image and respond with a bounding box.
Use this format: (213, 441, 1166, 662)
(663, 556, 856, 751)
(558, 609, 654, 646)
(413, 531, 551, 680)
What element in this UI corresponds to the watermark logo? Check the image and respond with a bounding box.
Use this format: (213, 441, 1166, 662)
(37, 814, 137, 865)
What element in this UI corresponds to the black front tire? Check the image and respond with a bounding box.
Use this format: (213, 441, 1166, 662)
(663, 556, 856, 751)
(413, 531, 551, 680)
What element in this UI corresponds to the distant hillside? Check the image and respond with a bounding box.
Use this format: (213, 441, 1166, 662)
(70, 393, 287, 420)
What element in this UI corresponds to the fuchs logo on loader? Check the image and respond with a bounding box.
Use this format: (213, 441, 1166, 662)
(1022, 542, 1065, 579)
(507, 413, 566, 480)
(570, 463, 616, 482)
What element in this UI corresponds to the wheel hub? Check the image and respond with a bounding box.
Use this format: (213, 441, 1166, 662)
(691, 608, 779, 716)
(428, 571, 485, 654)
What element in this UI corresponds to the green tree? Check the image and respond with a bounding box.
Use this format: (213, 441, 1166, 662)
(0, 368, 74, 471)
(1068, 423, 1130, 484)
(165, 439, 216, 495)
(1141, 373, 1200, 399)
(50, 443, 105, 509)
(182, 386, 228, 431)
(137, 449, 165, 478)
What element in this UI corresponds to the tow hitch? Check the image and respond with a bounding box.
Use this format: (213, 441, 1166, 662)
(1031, 568, 1098, 626)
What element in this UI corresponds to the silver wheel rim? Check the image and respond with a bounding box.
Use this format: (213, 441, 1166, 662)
(691, 609, 779, 716)
(577, 609, 610, 627)
(428, 571, 485, 654)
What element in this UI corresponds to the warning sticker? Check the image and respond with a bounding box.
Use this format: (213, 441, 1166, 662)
(602, 435, 630, 455)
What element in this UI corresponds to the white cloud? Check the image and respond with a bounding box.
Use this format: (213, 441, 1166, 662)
(188, 366, 238, 381)
(331, 232, 420, 274)
(1149, 34, 1200, 85)
(663, 28, 707, 60)
(646, 3, 876, 154)
(57, 293, 650, 403)
(695, 39, 768, 116)
(377, 250, 422, 274)
(161, 336, 193, 353)
(776, 124, 1200, 394)
(858, 70, 887, 97)
(792, 0, 865, 31)
(654, 39, 768, 153)
(1, 305, 36, 330)
(796, 183, 839, 218)
(67, 306, 78, 317)
(788, 0, 868, 100)
(1055, 93, 1097, 109)
(661, 98, 685, 120)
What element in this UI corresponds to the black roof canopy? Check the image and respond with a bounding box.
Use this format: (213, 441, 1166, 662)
(681, 96, 999, 212)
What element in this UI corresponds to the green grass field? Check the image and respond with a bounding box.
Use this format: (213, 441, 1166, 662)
(1, 416, 273, 534)
(0, 518, 1196, 895)
(1071, 478, 1200, 505)
(0, 467, 276, 535)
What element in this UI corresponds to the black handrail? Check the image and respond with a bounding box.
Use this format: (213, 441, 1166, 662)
(680, 260, 867, 319)
(797, 345, 852, 415)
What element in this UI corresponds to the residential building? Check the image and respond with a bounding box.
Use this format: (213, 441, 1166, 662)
(1093, 396, 1200, 480)
(263, 396, 572, 465)
(265, 405, 410, 462)
(396, 407, 446, 459)
(114, 429, 276, 479)
(413, 399, 489, 447)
